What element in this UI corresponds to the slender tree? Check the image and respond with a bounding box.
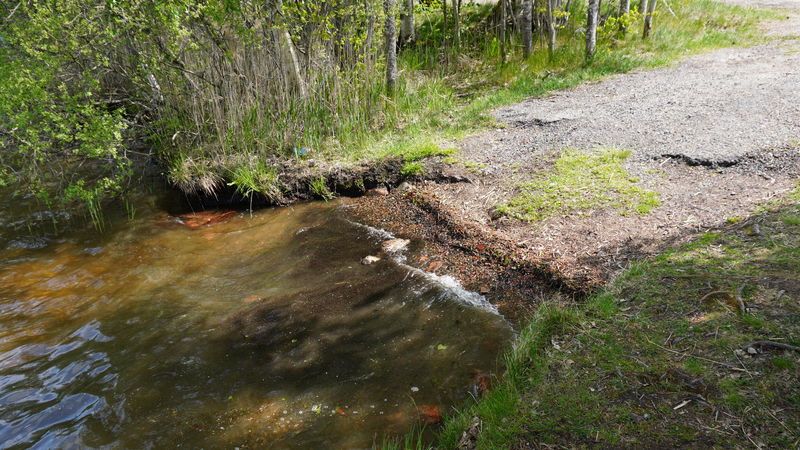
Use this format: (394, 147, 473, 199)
(400, 0, 415, 45)
(500, 0, 507, 63)
(619, 0, 631, 16)
(274, 0, 307, 98)
(453, 0, 461, 49)
(385, 0, 398, 93)
(585, 0, 598, 62)
(546, 0, 556, 60)
(639, 0, 648, 14)
(643, 0, 657, 38)
(521, 0, 533, 58)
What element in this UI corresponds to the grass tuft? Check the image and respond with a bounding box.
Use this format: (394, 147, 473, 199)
(497, 148, 661, 221)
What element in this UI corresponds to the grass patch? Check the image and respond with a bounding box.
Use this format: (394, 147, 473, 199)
(496, 148, 660, 221)
(414, 200, 800, 448)
(309, 176, 335, 201)
(401, 162, 424, 177)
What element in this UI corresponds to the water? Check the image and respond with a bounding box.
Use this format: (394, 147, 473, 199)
(0, 187, 513, 448)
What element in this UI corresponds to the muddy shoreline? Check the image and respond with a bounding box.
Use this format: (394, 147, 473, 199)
(344, 182, 585, 322)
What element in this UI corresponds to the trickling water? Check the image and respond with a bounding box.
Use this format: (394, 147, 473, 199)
(0, 188, 512, 449)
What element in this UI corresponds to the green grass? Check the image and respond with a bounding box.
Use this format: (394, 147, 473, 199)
(401, 161, 424, 177)
(422, 200, 800, 448)
(167, 0, 774, 198)
(496, 148, 661, 221)
(309, 176, 335, 201)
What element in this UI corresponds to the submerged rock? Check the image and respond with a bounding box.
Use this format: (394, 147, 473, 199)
(361, 255, 381, 265)
(418, 405, 442, 424)
(178, 210, 237, 228)
(381, 238, 410, 254)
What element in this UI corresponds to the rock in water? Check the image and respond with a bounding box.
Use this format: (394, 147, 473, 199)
(381, 238, 410, 254)
(361, 255, 381, 265)
(418, 405, 442, 424)
(178, 210, 237, 228)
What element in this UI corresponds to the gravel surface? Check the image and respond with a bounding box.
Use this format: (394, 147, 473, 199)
(429, 0, 800, 286)
(471, 37, 800, 167)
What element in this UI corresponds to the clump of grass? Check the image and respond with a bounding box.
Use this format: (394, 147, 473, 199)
(784, 214, 800, 226)
(227, 161, 282, 202)
(401, 162, 424, 177)
(379, 425, 431, 450)
(497, 148, 660, 221)
(309, 176, 335, 201)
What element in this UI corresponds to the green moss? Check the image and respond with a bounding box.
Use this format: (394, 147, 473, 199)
(498, 149, 661, 222)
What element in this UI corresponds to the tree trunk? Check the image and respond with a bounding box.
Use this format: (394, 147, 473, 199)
(619, 0, 630, 15)
(273, 29, 307, 98)
(585, 0, 598, 63)
(400, 0, 415, 45)
(365, 1, 376, 68)
(639, 0, 648, 13)
(453, 0, 461, 49)
(500, 0, 507, 63)
(643, 0, 657, 38)
(619, 0, 631, 33)
(546, 0, 556, 60)
(521, 0, 533, 58)
(273, 0, 307, 98)
(384, 0, 398, 93)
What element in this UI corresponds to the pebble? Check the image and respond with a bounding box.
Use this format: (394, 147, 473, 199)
(361, 255, 381, 265)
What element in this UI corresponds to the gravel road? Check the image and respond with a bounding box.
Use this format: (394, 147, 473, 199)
(429, 0, 800, 286)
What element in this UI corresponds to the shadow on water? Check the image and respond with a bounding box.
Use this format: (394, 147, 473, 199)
(0, 187, 513, 448)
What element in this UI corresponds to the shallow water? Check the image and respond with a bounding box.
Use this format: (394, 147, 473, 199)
(0, 189, 512, 448)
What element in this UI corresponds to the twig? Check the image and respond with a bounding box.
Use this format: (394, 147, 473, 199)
(645, 338, 748, 372)
(749, 341, 800, 353)
(660, 0, 678, 18)
(735, 284, 747, 315)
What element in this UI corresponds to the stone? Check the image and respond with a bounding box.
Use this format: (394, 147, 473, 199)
(395, 182, 414, 193)
(427, 261, 444, 272)
(418, 405, 442, 424)
(381, 238, 410, 253)
(361, 255, 381, 265)
(366, 187, 389, 196)
(178, 210, 237, 228)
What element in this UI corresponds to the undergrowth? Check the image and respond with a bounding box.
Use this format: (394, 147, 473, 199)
(168, 0, 773, 199)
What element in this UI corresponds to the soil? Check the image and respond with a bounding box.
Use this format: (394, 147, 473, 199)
(353, 0, 800, 292)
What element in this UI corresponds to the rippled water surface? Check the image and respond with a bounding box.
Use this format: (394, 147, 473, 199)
(0, 190, 512, 448)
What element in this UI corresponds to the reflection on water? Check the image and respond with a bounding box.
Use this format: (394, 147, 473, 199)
(0, 194, 512, 448)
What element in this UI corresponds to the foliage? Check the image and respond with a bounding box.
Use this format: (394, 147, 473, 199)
(0, 1, 132, 222)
